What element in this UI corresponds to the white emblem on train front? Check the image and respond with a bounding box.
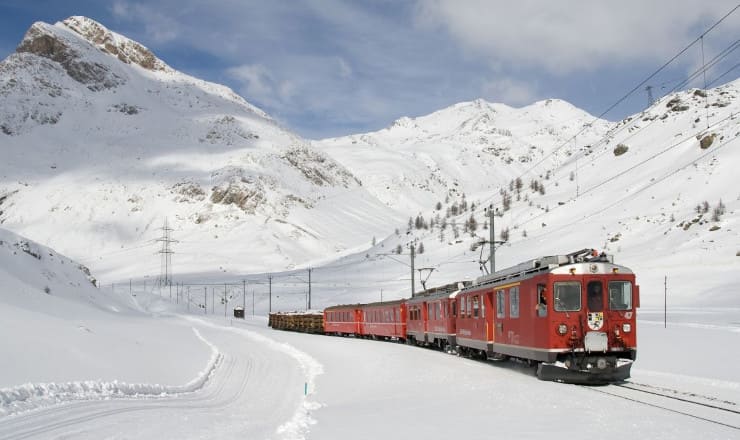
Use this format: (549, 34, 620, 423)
(587, 312, 604, 331)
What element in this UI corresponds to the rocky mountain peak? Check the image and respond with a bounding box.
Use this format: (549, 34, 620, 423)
(15, 20, 125, 91)
(60, 16, 170, 72)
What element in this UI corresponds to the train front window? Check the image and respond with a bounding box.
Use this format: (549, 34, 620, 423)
(587, 281, 604, 312)
(608, 281, 633, 310)
(554, 282, 581, 311)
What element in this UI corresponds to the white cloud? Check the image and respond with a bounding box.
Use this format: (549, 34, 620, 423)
(226, 63, 292, 111)
(110, 0, 180, 43)
(415, 1, 740, 75)
(481, 77, 538, 106)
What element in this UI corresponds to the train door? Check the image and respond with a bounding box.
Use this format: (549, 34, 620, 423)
(585, 278, 608, 351)
(530, 282, 549, 349)
(484, 290, 494, 343)
(494, 288, 506, 341)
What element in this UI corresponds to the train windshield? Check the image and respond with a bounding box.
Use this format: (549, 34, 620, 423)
(608, 281, 633, 310)
(554, 282, 581, 311)
(587, 281, 604, 312)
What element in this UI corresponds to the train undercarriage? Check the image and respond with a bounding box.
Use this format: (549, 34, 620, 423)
(536, 354, 633, 384)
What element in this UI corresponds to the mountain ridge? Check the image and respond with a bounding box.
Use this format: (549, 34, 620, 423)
(0, 16, 737, 306)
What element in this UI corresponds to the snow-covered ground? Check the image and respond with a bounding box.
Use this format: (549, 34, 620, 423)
(2, 299, 738, 439)
(0, 230, 738, 439)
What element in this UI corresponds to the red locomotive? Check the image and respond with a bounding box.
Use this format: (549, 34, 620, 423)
(450, 248, 638, 383)
(301, 249, 639, 384)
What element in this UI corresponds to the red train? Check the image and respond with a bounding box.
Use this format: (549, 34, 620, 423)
(319, 248, 638, 384)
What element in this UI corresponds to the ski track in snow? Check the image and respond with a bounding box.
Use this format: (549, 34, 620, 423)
(0, 317, 324, 440)
(0, 327, 222, 417)
(185, 317, 325, 440)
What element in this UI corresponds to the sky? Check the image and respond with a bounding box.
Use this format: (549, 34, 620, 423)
(0, 0, 738, 139)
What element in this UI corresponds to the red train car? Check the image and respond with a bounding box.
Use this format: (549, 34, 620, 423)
(323, 304, 361, 336)
(455, 249, 638, 383)
(359, 300, 407, 340)
(406, 289, 458, 351)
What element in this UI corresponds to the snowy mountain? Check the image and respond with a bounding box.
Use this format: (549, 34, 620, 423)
(314, 81, 740, 307)
(315, 97, 611, 210)
(0, 16, 737, 306)
(0, 17, 396, 281)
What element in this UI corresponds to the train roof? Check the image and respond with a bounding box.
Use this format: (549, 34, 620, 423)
(471, 248, 632, 288)
(406, 281, 471, 303)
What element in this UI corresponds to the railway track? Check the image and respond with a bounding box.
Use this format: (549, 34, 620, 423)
(584, 381, 740, 431)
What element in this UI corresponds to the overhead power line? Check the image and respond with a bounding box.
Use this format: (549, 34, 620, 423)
(472, 3, 740, 213)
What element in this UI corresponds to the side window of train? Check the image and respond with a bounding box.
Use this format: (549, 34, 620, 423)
(608, 281, 633, 310)
(554, 282, 582, 311)
(473, 295, 480, 318)
(467, 296, 473, 318)
(510, 286, 520, 318)
(452, 300, 457, 318)
(496, 290, 505, 318)
(536, 284, 547, 317)
(587, 281, 604, 312)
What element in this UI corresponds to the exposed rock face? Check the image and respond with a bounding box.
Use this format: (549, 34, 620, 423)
(16, 22, 124, 91)
(282, 146, 361, 187)
(61, 16, 170, 72)
(210, 178, 267, 214)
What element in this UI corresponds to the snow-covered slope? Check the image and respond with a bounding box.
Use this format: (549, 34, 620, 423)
(313, 80, 740, 307)
(0, 17, 397, 281)
(316, 98, 610, 210)
(0, 226, 214, 390)
(0, 226, 107, 313)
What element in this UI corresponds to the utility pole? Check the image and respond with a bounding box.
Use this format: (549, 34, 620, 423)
(308, 268, 312, 310)
(664, 275, 667, 328)
(268, 274, 273, 313)
(574, 134, 580, 198)
(224, 283, 227, 317)
(410, 243, 416, 296)
(204, 287, 207, 315)
(488, 204, 495, 274)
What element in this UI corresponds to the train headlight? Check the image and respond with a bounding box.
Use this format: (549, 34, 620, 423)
(557, 324, 568, 335)
(597, 358, 608, 369)
(622, 323, 632, 333)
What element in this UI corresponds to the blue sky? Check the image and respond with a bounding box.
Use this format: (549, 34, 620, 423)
(0, 0, 738, 139)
